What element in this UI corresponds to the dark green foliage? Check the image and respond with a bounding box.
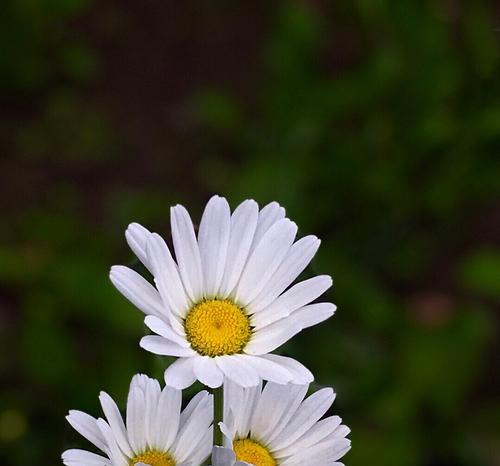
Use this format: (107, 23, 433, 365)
(0, 1, 498, 465)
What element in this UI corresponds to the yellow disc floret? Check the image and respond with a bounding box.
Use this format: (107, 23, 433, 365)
(130, 450, 175, 466)
(233, 438, 276, 466)
(184, 299, 251, 357)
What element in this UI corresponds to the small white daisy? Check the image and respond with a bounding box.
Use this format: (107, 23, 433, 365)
(62, 374, 213, 466)
(219, 381, 351, 466)
(110, 195, 336, 388)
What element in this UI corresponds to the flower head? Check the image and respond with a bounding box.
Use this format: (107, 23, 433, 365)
(62, 374, 212, 466)
(220, 381, 351, 466)
(110, 196, 336, 388)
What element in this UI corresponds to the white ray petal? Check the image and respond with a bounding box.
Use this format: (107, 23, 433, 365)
(236, 218, 297, 304)
(215, 355, 260, 387)
(146, 233, 191, 318)
(98, 392, 133, 457)
(144, 315, 188, 347)
(198, 195, 231, 297)
(249, 235, 320, 313)
(109, 266, 165, 318)
(270, 388, 336, 451)
(193, 356, 224, 388)
(140, 336, 195, 357)
(126, 387, 146, 453)
(66, 410, 108, 454)
(260, 355, 313, 385)
(125, 222, 152, 272)
(251, 201, 286, 249)
(218, 199, 259, 298)
(170, 204, 204, 302)
(62, 449, 111, 466)
(164, 357, 197, 389)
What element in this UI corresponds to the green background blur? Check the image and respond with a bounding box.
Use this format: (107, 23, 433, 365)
(1, 1, 499, 465)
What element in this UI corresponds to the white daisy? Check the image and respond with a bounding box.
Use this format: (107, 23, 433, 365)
(219, 381, 351, 466)
(62, 374, 213, 466)
(110, 195, 336, 389)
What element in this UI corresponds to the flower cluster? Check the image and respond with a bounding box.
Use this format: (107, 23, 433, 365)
(62, 196, 350, 466)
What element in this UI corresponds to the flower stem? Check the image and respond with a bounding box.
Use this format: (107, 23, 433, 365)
(212, 386, 224, 446)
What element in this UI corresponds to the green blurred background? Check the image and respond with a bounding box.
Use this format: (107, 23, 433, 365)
(1, 1, 499, 465)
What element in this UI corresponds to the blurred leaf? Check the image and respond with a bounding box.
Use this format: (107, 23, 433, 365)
(458, 249, 500, 299)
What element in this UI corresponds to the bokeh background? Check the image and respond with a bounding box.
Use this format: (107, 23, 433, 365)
(1, 1, 499, 465)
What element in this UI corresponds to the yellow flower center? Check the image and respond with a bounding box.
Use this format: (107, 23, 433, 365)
(130, 450, 175, 466)
(233, 438, 276, 466)
(184, 299, 251, 357)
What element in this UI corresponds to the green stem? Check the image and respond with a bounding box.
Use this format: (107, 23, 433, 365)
(212, 386, 224, 446)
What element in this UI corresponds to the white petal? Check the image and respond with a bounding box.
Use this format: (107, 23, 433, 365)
(274, 416, 342, 458)
(193, 356, 224, 388)
(251, 275, 332, 329)
(144, 315, 188, 347)
(109, 266, 165, 318)
(211, 446, 253, 466)
(222, 381, 243, 435)
(218, 200, 259, 298)
(260, 355, 313, 385)
(164, 357, 197, 389)
(125, 223, 152, 272)
(126, 387, 146, 453)
(279, 275, 332, 310)
(264, 384, 309, 445)
(243, 355, 293, 384)
(97, 419, 128, 466)
(249, 303, 290, 329)
(215, 355, 260, 387)
(172, 390, 212, 462)
(129, 373, 150, 392)
(219, 420, 236, 446)
(66, 410, 108, 453)
(333, 424, 350, 438)
(251, 302, 334, 354)
(292, 302, 336, 329)
(62, 449, 110, 466)
(211, 446, 236, 466)
(140, 336, 195, 357)
(223, 379, 262, 440)
(281, 438, 351, 465)
(235, 382, 262, 439)
(185, 426, 213, 466)
(198, 195, 231, 297)
(142, 377, 161, 450)
(171, 204, 204, 302)
(146, 233, 191, 317)
(236, 218, 297, 304)
(270, 388, 335, 451)
(251, 383, 307, 444)
(251, 202, 286, 249)
(154, 386, 181, 451)
(179, 391, 211, 429)
(249, 235, 320, 313)
(98, 392, 133, 457)
(244, 318, 302, 355)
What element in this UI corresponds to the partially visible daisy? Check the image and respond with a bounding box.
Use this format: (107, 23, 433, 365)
(110, 196, 336, 388)
(219, 381, 350, 466)
(62, 374, 212, 466)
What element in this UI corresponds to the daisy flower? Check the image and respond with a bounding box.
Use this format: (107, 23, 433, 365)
(110, 195, 336, 388)
(62, 374, 213, 466)
(219, 381, 351, 466)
